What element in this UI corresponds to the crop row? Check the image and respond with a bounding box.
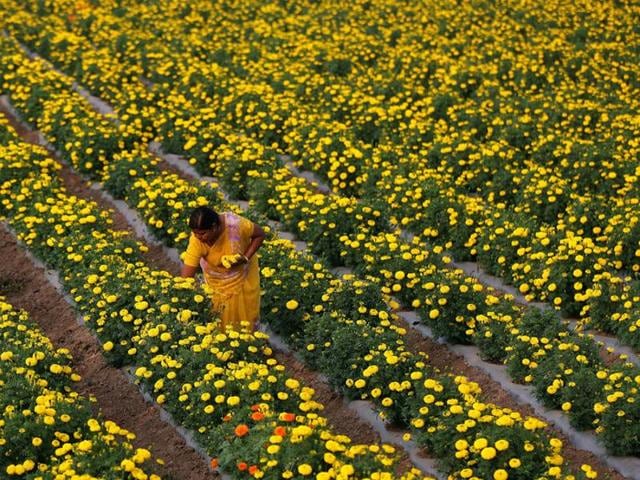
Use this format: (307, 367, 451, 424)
(0, 40, 597, 479)
(0, 119, 425, 480)
(1, 8, 637, 462)
(0, 292, 161, 478)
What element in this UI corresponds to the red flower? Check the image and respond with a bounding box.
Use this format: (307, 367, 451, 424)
(282, 412, 296, 422)
(251, 411, 265, 421)
(235, 424, 249, 437)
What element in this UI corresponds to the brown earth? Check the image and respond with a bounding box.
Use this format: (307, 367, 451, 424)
(0, 224, 214, 480)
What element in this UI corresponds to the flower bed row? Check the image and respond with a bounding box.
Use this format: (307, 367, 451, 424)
(0, 123, 425, 480)
(10, 0, 635, 435)
(0, 295, 161, 479)
(1, 18, 640, 468)
(0, 44, 596, 478)
(8, 0, 638, 349)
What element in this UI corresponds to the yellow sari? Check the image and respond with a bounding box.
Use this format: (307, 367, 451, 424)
(182, 212, 261, 331)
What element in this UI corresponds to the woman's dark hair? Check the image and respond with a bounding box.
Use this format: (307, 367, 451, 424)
(189, 206, 219, 230)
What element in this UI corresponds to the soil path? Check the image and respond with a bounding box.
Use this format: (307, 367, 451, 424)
(0, 224, 215, 480)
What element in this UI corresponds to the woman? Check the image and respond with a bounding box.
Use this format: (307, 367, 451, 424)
(180, 206, 265, 331)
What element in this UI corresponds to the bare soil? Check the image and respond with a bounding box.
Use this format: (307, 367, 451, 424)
(0, 225, 214, 480)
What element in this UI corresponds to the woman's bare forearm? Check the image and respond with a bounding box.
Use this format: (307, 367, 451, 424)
(180, 264, 199, 278)
(244, 225, 266, 260)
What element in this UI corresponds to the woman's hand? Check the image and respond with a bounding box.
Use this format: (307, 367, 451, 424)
(221, 253, 248, 269)
(180, 264, 199, 278)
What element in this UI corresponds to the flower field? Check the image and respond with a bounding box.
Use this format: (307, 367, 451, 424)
(1, 0, 639, 479)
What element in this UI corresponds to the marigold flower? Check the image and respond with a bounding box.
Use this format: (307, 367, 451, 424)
(234, 424, 249, 437)
(494, 469, 508, 480)
(481, 446, 497, 460)
(251, 411, 265, 421)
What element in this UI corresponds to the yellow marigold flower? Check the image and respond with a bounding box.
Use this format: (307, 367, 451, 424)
(267, 444, 280, 454)
(455, 439, 469, 450)
(493, 469, 508, 480)
(286, 300, 299, 310)
(495, 439, 509, 451)
(76, 440, 92, 452)
(340, 465, 355, 476)
(325, 440, 345, 452)
(134, 301, 149, 310)
(481, 446, 497, 460)
(411, 418, 424, 428)
(549, 438, 563, 449)
(473, 438, 488, 450)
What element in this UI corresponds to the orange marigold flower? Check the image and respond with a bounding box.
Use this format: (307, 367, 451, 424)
(274, 426, 286, 436)
(235, 424, 249, 437)
(210, 458, 219, 469)
(251, 411, 265, 421)
(249, 465, 259, 475)
(250, 404, 261, 412)
(237, 462, 248, 471)
(282, 412, 296, 422)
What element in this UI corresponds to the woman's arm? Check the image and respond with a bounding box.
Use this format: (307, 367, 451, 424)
(180, 264, 199, 278)
(181, 233, 204, 276)
(243, 224, 266, 260)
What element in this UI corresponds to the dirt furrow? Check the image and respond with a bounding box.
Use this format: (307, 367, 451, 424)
(0, 224, 215, 480)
